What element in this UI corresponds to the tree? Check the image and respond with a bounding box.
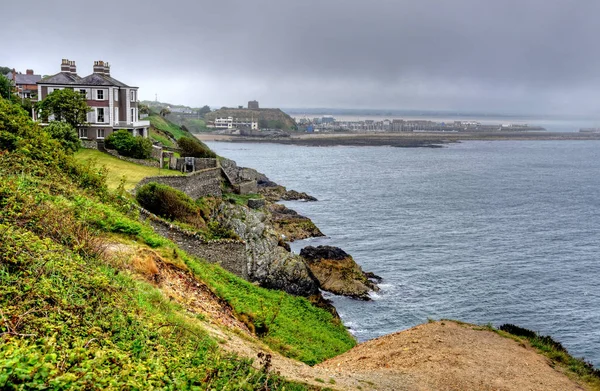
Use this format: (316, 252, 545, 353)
(160, 107, 171, 117)
(198, 105, 211, 117)
(45, 122, 80, 153)
(36, 88, 91, 129)
(0, 66, 11, 76)
(177, 136, 216, 158)
(139, 104, 150, 115)
(0, 75, 14, 101)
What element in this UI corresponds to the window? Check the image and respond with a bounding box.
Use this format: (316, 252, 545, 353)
(131, 108, 136, 122)
(79, 89, 86, 98)
(97, 90, 104, 100)
(78, 129, 88, 139)
(97, 108, 105, 123)
(130, 90, 136, 102)
(114, 89, 118, 101)
(97, 129, 105, 139)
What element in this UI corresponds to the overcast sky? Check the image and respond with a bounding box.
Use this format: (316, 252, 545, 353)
(4, 0, 600, 116)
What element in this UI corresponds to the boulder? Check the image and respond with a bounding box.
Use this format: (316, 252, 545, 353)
(247, 198, 266, 209)
(268, 203, 324, 241)
(300, 245, 380, 300)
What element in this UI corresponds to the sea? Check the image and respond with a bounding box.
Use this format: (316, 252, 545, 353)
(206, 137, 600, 367)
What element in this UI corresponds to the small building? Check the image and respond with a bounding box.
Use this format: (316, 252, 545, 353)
(4, 69, 42, 101)
(248, 100, 259, 109)
(36, 59, 150, 141)
(213, 116, 258, 130)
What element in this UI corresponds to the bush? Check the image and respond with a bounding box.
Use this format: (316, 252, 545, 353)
(136, 182, 204, 227)
(45, 121, 81, 153)
(177, 136, 216, 158)
(105, 129, 152, 159)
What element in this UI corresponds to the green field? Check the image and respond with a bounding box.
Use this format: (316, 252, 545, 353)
(75, 149, 183, 189)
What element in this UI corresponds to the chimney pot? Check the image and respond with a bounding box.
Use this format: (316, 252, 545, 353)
(61, 58, 71, 73)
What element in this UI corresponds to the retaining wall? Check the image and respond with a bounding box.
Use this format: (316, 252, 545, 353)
(135, 167, 222, 199)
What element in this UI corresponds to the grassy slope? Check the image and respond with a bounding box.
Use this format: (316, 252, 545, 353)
(74, 149, 183, 190)
(1, 139, 354, 389)
(148, 114, 192, 141)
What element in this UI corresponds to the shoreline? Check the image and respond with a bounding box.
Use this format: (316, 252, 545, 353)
(197, 131, 600, 148)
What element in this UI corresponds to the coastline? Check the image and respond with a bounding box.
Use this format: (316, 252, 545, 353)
(197, 131, 600, 148)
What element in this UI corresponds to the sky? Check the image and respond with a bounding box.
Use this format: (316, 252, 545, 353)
(4, 0, 600, 116)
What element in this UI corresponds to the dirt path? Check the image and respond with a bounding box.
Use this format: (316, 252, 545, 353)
(318, 320, 590, 391)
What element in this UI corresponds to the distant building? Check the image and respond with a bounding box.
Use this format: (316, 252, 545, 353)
(4, 68, 42, 101)
(248, 100, 259, 109)
(36, 59, 150, 141)
(213, 116, 258, 130)
(321, 116, 335, 124)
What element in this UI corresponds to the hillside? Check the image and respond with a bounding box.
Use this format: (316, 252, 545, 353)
(205, 108, 297, 130)
(2, 95, 599, 390)
(0, 97, 354, 389)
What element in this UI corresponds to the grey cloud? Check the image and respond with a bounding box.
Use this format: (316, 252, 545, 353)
(4, 0, 600, 115)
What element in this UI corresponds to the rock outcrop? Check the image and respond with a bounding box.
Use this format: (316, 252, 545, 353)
(260, 185, 317, 202)
(268, 203, 324, 241)
(300, 246, 380, 300)
(216, 202, 320, 297)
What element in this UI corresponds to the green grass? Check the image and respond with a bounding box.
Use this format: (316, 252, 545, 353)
(149, 128, 175, 147)
(74, 149, 183, 190)
(148, 114, 193, 140)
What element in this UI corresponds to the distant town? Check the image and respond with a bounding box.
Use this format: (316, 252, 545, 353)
(294, 116, 546, 133)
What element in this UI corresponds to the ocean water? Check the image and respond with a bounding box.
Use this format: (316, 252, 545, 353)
(206, 140, 600, 366)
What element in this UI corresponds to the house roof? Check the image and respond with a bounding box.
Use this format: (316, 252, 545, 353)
(39, 72, 82, 85)
(38, 72, 133, 88)
(4, 72, 42, 85)
(78, 73, 130, 88)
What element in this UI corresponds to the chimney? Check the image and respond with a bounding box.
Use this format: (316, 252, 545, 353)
(69, 60, 76, 74)
(104, 62, 110, 76)
(61, 58, 71, 73)
(10, 69, 16, 81)
(93, 60, 107, 74)
(26, 69, 34, 75)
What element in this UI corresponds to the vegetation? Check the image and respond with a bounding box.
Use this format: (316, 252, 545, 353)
(74, 149, 182, 190)
(498, 324, 600, 388)
(45, 121, 80, 153)
(136, 182, 204, 227)
(178, 136, 216, 158)
(147, 113, 193, 140)
(0, 96, 355, 388)
(105, 129, 153, 159)
(0, 75, 13, 101)
(36, 88, 91, 129)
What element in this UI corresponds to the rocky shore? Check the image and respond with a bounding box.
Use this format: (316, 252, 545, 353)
(197, 130, 600, 148)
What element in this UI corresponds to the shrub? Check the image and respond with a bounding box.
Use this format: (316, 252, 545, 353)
(177, 136, 216, 158)
(105, 129, 152, 159)
(136, 182, 204, 227)
(44, 121, 81, 153)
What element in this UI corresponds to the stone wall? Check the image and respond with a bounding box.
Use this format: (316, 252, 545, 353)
(151, 145, 162, 160)
(174, 158, 218, 172)
(81, 140, 99, 149)
(135, 167, 223, 199)
(139, 208, 248, 278)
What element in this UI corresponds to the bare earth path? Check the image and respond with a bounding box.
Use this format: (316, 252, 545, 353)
(318, 320, 589, 391)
